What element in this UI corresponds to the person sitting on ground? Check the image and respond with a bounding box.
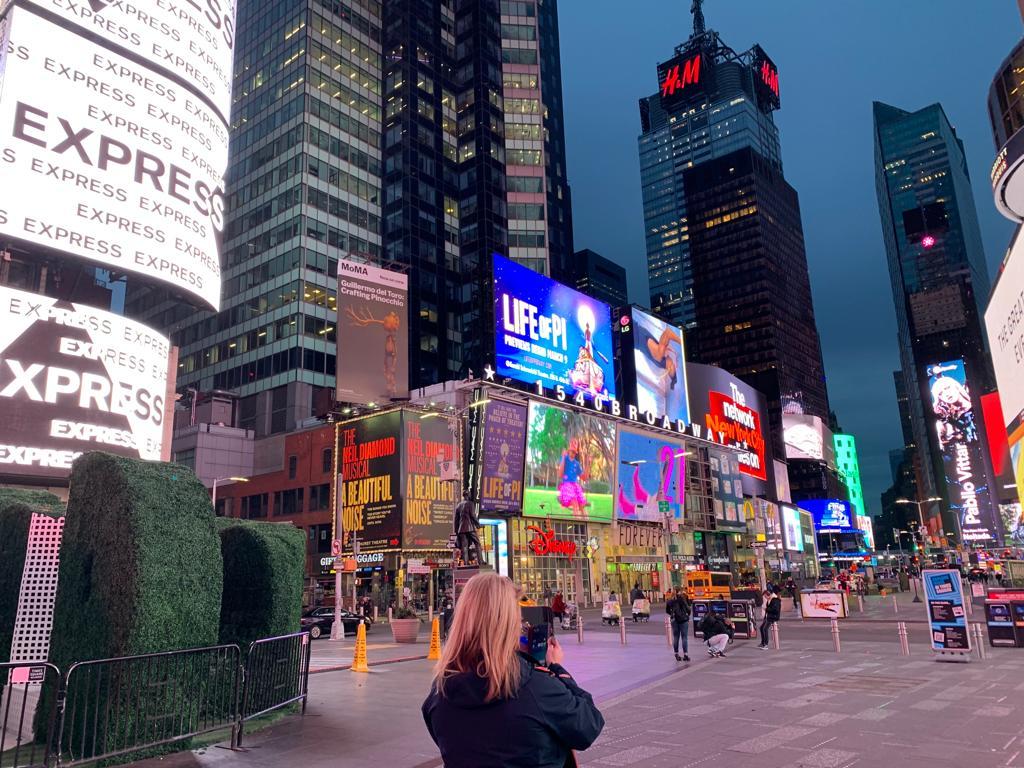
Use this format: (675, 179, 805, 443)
(422, 573, 604, 768)
(699, 610, 733, 658)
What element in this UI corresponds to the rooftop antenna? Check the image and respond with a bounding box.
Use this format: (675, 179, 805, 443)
(691, 0, 706, 38)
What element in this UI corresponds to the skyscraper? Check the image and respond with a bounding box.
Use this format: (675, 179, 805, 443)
(129, 0, 384, 434)
(567, 249, 628, 307)
(133, 0, 575, 431)
(683, 147, 831, 450)
(873, 101, 1000, 544)
(638, 7, 781, 330)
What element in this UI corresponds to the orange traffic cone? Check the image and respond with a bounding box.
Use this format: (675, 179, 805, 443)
(427, 616, 442, 661)
(351, 622, 369, 673)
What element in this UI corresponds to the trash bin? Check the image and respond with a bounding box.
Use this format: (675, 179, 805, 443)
(692, 600, 709, 638)
(729, 600, 756, 639)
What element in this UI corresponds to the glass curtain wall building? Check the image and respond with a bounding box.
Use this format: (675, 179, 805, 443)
(128, 0, 384, 434)
(638, 18, 780, 330)
(873, 101, 997, 539)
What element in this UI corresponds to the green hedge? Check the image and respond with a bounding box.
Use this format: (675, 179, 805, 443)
(0, 490, 64, 663)
(216, 518, 305, 648)
(40, 452, 224, 762)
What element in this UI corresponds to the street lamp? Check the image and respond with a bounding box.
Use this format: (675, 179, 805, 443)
(211, 476, 248, 511)
(895, 497, 942, 549)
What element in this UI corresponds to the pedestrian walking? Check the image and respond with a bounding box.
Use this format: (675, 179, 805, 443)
(759, 589, 781, 649)
(785, 577, 798, 609)
(551, 591, 567, 623)
(699, 610, 733, 658)
(422, 573, 604, 768)
(666, 587, 692, 662)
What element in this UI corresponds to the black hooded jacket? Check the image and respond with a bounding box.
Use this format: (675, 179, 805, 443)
(422, 652, 604, 768)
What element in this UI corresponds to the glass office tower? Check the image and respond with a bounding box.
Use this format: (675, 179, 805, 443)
(873, 101, 999, 543)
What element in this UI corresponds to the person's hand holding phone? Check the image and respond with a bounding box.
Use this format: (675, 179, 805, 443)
(546, 635, 564, 666)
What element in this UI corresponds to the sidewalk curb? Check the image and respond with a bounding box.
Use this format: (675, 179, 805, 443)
(310, 654, 429, 674)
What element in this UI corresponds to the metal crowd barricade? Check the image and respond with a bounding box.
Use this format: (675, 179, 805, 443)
(0, 662, 61, 768)
(236, 631, 312, 747)
(59, 644, 241, 767)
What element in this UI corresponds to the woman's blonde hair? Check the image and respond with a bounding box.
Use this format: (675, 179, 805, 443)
(434, 572, 522, 702)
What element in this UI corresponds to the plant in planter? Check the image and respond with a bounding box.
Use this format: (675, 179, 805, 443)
(391, 606, 421, 643)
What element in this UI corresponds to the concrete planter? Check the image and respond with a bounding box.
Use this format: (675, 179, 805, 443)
(390, 617, 421, 643)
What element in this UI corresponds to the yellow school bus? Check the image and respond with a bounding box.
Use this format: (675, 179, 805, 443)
(684, 570, 732, 600)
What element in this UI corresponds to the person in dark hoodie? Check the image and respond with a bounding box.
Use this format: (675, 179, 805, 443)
(759, 588, 781, 649)
(422, 572, 604, 768)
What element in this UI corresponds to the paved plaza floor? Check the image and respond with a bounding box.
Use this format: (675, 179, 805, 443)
(137, 591, 1024, 768)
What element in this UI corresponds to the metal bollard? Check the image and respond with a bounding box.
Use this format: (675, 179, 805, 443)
(619, 618, 627, 645)
(892, 595, 899, 613)
(974, 624, 987, 660)
(373, 605, 379, 623)
(897, 621, 910, 655)
(664, 616, 673, 649)
(857, 594, 864, 613)
(577, 617, 584, 645)
(830, 617, 841, 653)
(770, 621, 780, 650)
(429, 606, 433, 623)
(387, 606, 393, 624)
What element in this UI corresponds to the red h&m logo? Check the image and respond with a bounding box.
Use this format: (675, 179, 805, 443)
(661, 54, 701, 97)
(760, 60, 779, 98)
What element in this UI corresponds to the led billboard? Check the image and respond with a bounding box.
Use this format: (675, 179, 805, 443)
(750, 45, 780, 111)
(494, 254, 615, 401)
(475, 400, 527, 514)
(926, 360, 1000, 543)
(782, 506, 804, 552)
(0, 284, 172, 480)
(685, 363, 771, 494)
(985, 228, 1024, 498)
(615, 429, 687, 522)
(403, 414, 455, 551)
(0, 5, 233, 309)
(710, 449, 744, 529)
(524, 401, 615, 521)
(783, 414, 835, 466)
(616, 307, 690, 425)
(339, 412, 403, 552)
(657, 47, 712, 112)
(800, 499, 857, 534)
(336, 259, 409, 405)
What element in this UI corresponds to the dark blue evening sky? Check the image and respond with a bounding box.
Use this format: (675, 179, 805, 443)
(560, 0, 1021, 516)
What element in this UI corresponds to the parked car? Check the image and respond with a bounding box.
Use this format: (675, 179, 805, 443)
(301, 607, 372, 639)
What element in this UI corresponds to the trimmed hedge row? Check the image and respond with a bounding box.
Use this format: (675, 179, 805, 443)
(40, 453, 224, 761)
(0, 490, 64, 662)
(216, 518, 305, 648)
(48, 453, 223, 666)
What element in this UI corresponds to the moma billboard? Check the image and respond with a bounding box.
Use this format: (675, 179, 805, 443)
(0, 284, 172, 479)
(0, 1, 236, 310)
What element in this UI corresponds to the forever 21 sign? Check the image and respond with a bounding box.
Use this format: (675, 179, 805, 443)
(0, 2, 234, 310)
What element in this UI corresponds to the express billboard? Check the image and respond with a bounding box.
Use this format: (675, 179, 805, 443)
(710, 448, 745, 529)
(0, 6, 232, 310)
(475, 400, 527, 514)
(524, 401, 615, 522)
(494, 254, 616, 401)
(339, 412, 402, 552)
(925, 359, 1000, 543)
(615, 429, 686, 522)
(616, 307, 690, 425)
(0, 284, 172, 480)
(800, 499, 857, 534)
(336, 259, 409, 405)
(402, 413, 455, 551)
(685, 363, 771, 495)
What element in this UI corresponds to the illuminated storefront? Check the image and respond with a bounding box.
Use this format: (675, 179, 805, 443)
(509, 518, 599, 606)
